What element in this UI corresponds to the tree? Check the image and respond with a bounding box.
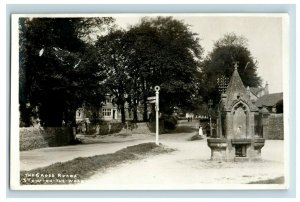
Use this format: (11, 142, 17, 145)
(276, 99, 283, 113)
(94, 17, 203, 123)
(125, 21, 160, 121)
(95, 29, 130, 123)
(19, 17, 114, 127)
(126, 17, 203, 118)
(199, 33, 262, 106)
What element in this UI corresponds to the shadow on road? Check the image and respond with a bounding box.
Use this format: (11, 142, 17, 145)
(166, 123, 198, 134)
(169, 126, 197, 133)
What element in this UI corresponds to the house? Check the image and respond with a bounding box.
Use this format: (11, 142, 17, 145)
(75, 94, 150, 123)
(75, 94, 123, 123)
(254, 92, 283, 113)
(185, 112, 194, 120)
(101, 94, 119, 121)
(248, 82, 269, 102)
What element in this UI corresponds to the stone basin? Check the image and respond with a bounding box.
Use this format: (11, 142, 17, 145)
(207, 138, 228, 161)
(231, 138, 251, 145)
(207, 138, 227, 143)
(207, 138, 227, 148)
(254, 138, 265, 143)
(253, 138, 265, 149)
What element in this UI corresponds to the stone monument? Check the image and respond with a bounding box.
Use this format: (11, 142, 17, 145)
(207, 63, 265, 161)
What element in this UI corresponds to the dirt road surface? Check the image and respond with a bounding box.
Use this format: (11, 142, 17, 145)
(20, 134, 154, 171)
(74, 121, 285, 189)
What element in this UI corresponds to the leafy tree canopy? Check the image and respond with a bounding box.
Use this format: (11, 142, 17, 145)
(19, 17, 114, 126)
(199, 33, 262, 107)
(127, 17, 204, 115)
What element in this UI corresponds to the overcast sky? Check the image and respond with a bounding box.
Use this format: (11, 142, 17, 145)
(114, 14, 285, 93)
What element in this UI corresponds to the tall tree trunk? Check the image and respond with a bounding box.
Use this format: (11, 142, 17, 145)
(143, 97, 148, 121)
(133, 99, 138, 122)
(132, 79, 139, 122)
(142, 78, 148, 122)
(19, 103, 32, 127)
(67, 108, 76, 127)
(120, 102, 126, 123)
(39, 103, 63, 127)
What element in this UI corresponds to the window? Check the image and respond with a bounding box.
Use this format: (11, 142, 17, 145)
(103, 109, 111, 117)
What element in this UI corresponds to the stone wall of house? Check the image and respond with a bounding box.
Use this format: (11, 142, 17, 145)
(20, 127, 74, 151)
(263, 114, 284, 140)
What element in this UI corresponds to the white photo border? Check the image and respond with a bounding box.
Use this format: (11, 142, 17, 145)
(6, 4, 297, 198)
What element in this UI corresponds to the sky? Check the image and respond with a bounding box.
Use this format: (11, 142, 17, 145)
(114, 14, 286, 93)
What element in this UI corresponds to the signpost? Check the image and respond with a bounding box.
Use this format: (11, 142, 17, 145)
(147, 96, 156, 104)
(154, 86, 160, 145)
(147, 96, 156, 101)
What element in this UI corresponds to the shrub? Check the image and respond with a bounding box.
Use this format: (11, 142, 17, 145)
(190, 133, 204, 141)
(162, 114, 178, 130)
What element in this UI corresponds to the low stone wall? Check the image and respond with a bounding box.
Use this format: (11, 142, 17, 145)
(86, 122, 124, 136)
(131, 122, 153, 134)
(116, 122, 151, 135)
(263, 114, 284, 140)
(20, 127, 74, 151)
(85, 122, 165, 136)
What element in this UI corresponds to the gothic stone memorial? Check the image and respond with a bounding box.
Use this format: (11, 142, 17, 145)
(207, 65, 265, 161)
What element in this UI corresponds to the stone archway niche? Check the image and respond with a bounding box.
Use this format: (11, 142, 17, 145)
(232, 102, 248, 139)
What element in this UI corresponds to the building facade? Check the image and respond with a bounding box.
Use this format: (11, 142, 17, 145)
(76, 94, 151, 123)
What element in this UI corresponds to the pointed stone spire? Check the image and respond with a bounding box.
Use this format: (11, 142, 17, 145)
(225, 66, 247, 98)
(223, 63, 258, 111)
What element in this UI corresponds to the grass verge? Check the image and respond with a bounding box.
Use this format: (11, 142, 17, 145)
(248, 176, 285, 184)
(189, 133, 205, 141)
(20, 142, 174, 185)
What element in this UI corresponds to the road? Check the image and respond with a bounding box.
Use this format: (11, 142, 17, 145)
(20, 133, 154, 171)
(20, 120, 285, 188)
(76, 121, 285, 189)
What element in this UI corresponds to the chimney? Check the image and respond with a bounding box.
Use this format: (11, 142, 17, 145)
(264, 81, 269, 95)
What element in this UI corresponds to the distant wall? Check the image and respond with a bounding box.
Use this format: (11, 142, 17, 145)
(86, 122, 124, 136)
(263, 114, 284, 140)
(81, 121, 165, 136)
(101, 122, 164, 135)
(20, 127, 74, 151)
(131, 122, 153, 134)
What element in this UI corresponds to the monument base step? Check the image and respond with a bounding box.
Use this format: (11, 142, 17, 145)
(234, 157, 249, 162)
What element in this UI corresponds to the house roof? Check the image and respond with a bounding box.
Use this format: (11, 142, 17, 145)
(260, 107, 270, 114)
(255, 93, 283, 108)
(250, 87, 264, 96)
